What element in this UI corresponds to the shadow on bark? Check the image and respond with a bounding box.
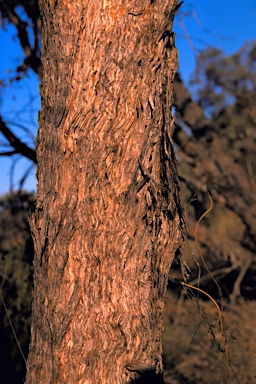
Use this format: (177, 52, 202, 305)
(128, 369, 165, 383)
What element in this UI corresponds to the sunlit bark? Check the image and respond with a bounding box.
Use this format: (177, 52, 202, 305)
(25, 1, 184, 383)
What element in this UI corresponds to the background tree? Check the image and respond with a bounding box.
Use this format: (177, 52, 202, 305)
(173, 42, 256, 302)
(1, 1, 256, 383)
(0, 0, 40, 190)
(0, 191, 34, 383)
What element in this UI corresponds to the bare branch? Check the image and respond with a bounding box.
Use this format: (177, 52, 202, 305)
(0, 116, 37, 164)
(0, 150, 18, 156)
(0, 2, 32, 57)
(0, 1, 42, 79)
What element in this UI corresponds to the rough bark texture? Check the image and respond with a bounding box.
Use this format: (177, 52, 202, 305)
(25, 1, 184, 383)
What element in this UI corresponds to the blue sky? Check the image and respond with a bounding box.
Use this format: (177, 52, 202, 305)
(0, 0, 256, 195)
(176, 0, 256, 83)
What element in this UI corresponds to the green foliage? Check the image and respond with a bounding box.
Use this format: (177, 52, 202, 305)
(191, 43, 256, 113)
(167, 41, 256, 383)
(0, 191, 34, 382)
(190, 42, 256, 173)
(175, 42, 256, 301)
(0, 1, 256, 379)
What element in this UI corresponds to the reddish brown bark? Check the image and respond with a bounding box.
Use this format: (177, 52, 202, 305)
(25, 1, 184, 383)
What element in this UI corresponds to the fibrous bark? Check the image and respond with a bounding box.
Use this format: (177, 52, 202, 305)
(25, 1, 184, 383)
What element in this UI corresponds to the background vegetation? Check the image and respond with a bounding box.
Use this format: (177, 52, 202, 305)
(0, 191, 34, 382)
(0, 1, 255, 383)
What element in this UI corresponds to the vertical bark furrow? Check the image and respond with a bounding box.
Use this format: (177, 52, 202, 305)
(26, 1, 184, 383)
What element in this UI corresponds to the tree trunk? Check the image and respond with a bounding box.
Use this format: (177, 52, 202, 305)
(25, 1, 184, 383)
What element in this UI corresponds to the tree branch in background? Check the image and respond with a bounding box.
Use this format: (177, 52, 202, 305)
(172, 69, 256, 301)
(174, 72, 210, 135)
(0, 116, 37, 164)
(0, 2, 32, 56)
(0, 0, 42, 79)
(0, 0, 255, 303)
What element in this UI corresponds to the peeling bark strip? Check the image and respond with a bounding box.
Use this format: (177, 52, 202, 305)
(26, 1, 184, 383)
